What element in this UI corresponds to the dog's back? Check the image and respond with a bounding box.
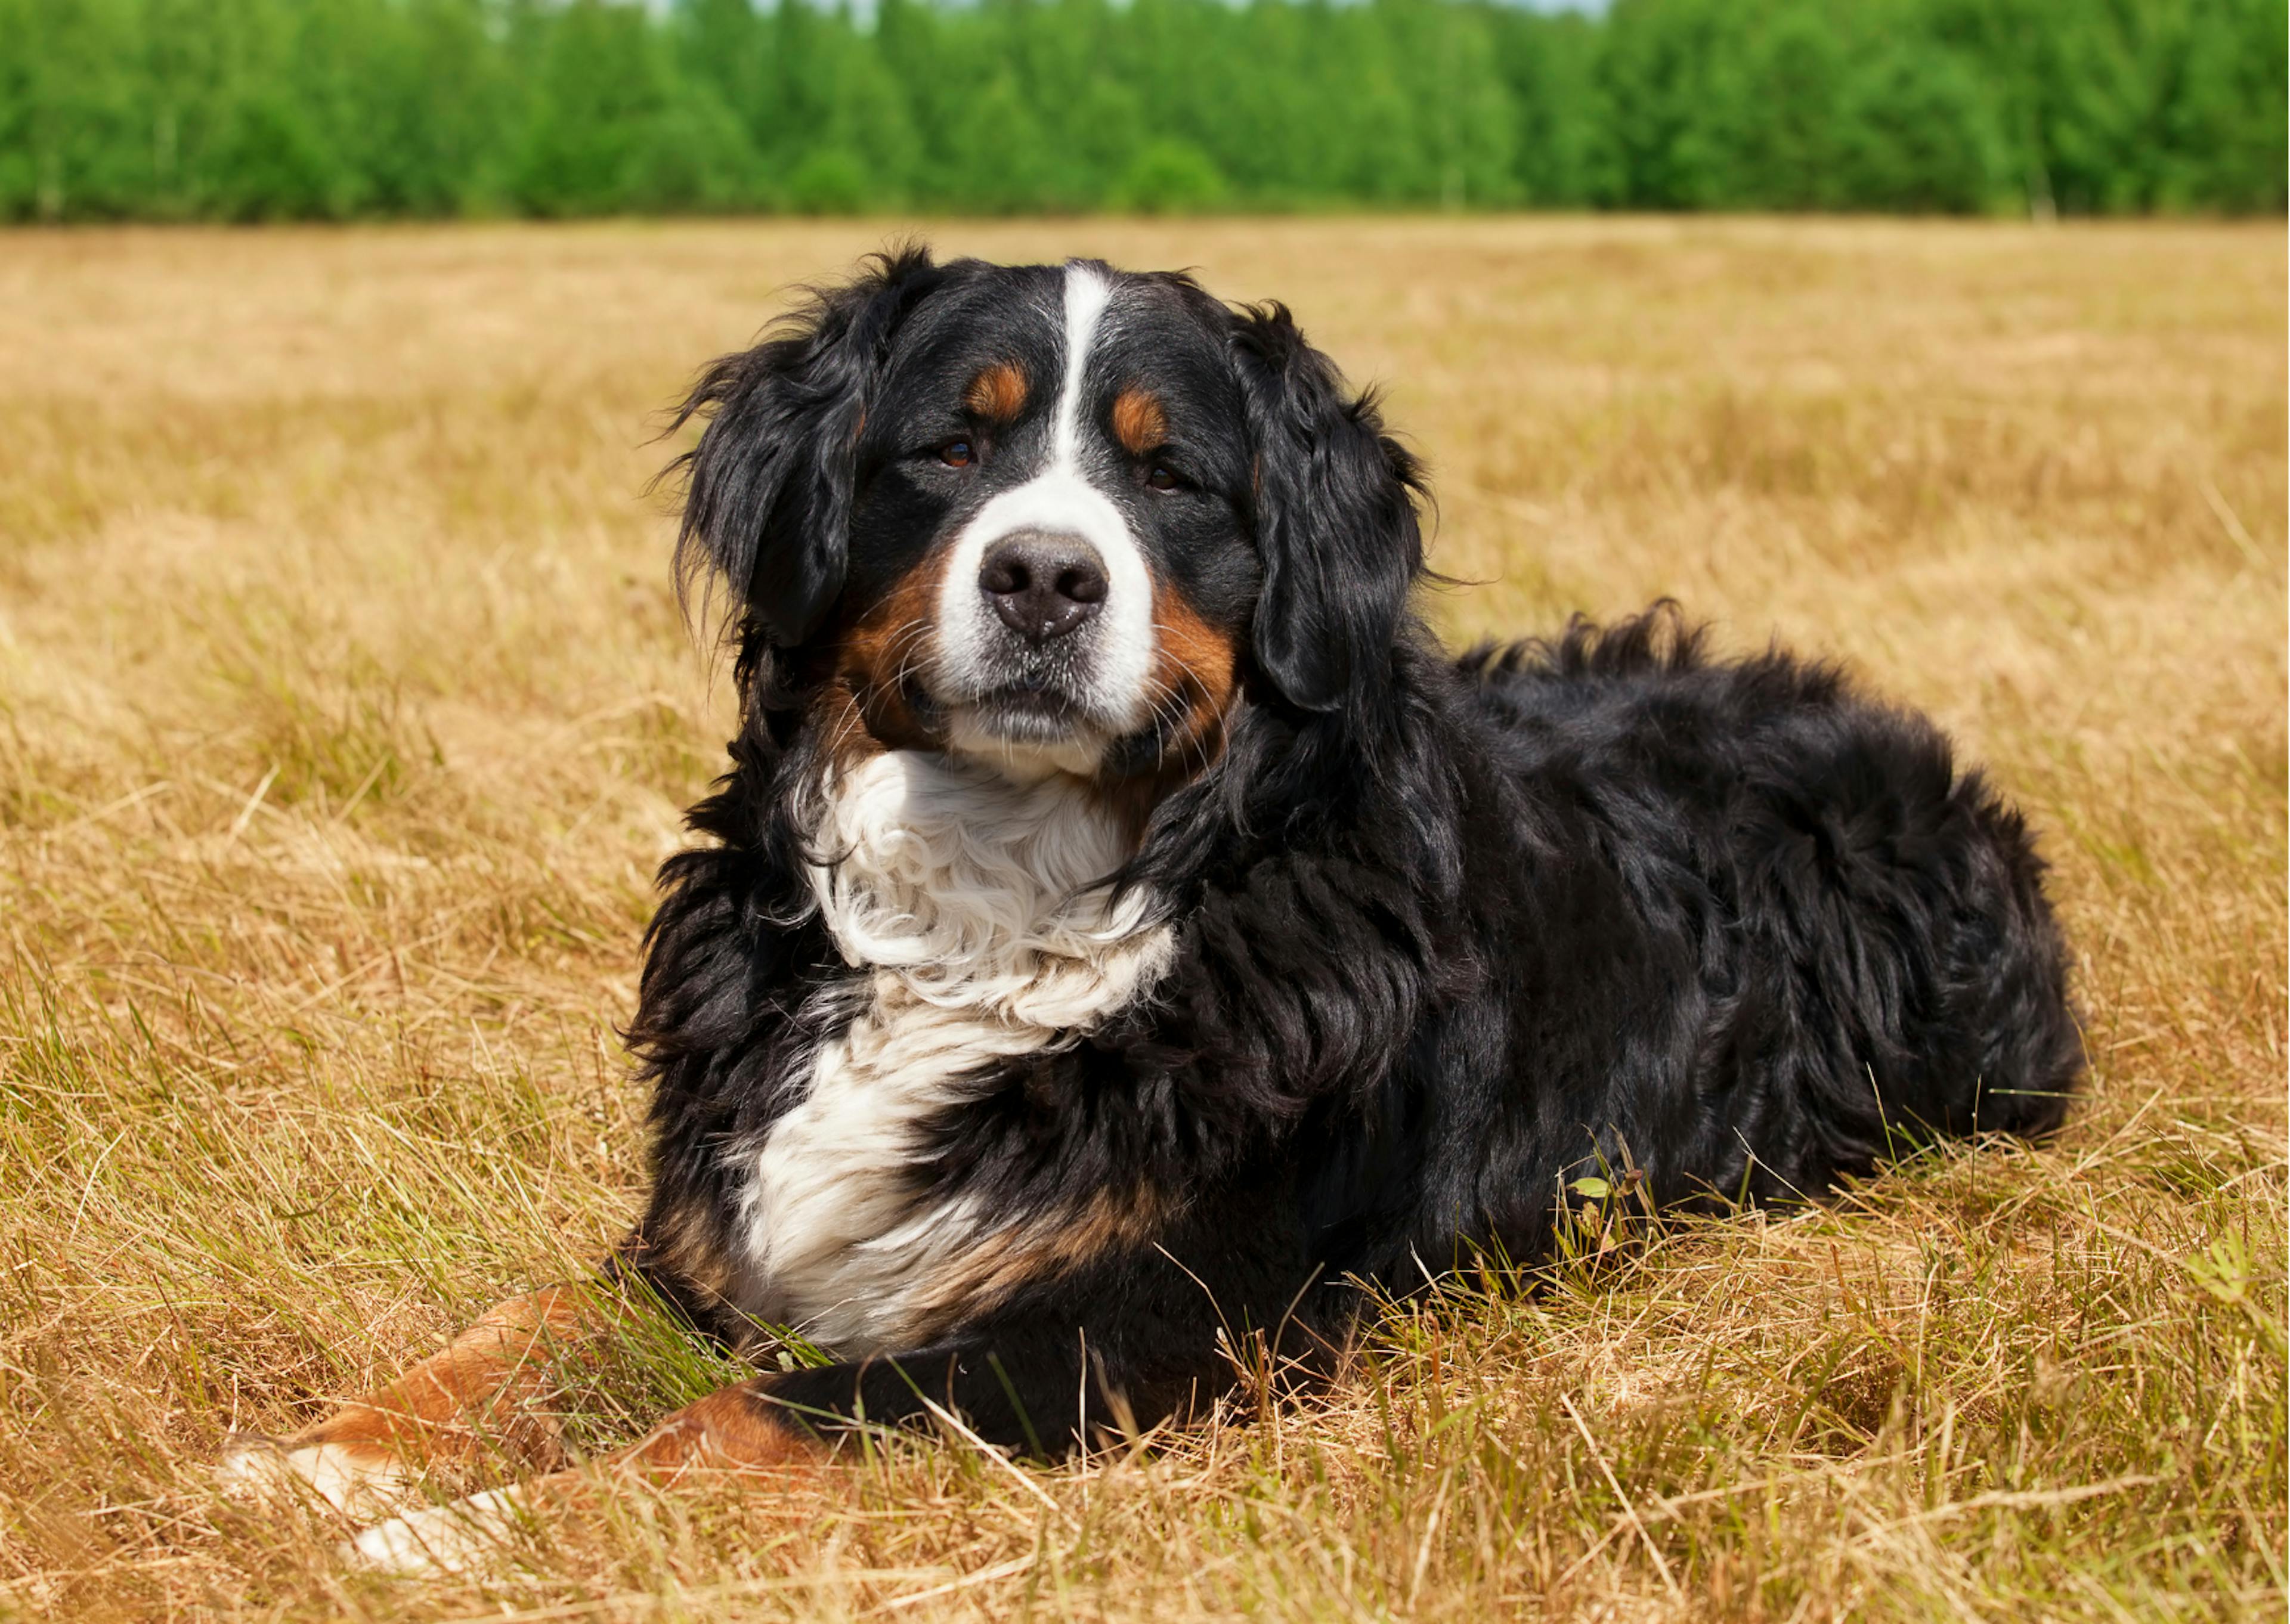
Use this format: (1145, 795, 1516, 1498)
(1460, 608, 2079, 1192)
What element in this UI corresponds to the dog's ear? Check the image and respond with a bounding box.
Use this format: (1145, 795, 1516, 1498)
(1230, 303, 1426, 712)
(665, 247, 945, 647)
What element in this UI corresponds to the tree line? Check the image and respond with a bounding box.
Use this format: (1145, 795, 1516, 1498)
(2, 0, 2281, 223)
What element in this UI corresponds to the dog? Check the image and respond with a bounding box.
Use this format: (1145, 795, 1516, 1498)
(222, 249, 2082, 1570)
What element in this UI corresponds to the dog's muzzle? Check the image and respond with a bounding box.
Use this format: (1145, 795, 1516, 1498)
(929, 470, 1157, 771)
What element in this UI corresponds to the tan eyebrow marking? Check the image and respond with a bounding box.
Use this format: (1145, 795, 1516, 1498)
(1111, 386, 1168, 456)
(963, 361, 1028, 423)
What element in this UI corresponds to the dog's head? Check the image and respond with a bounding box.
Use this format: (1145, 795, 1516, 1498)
(668, 247, 1424, 785)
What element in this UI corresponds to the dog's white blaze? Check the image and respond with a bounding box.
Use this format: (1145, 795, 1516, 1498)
(1050, 262, 1112, 465)
(932, 262, 1156, 755)
(727, 750, 1171, 1353)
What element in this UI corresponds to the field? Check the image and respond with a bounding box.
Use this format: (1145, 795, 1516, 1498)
(0, 218, 2282, 1622)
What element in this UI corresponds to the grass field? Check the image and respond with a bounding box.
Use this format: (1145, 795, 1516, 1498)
(0, 218, 2282, 1622)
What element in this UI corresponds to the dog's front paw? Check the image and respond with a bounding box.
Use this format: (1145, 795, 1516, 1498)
(346, 1486, 524, 1576)
(219, 1431, 416, 1519)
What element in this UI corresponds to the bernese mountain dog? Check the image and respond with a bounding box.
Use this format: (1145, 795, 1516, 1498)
(224, 248, 2083, 1570)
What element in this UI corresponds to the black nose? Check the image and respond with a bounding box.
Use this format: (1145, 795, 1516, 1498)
(978, 534, 1107, 643)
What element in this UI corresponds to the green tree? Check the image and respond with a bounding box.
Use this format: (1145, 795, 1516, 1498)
(1488, 9, 1617, 207)
(1836, 41, 2009, 213)
(1, 0, 148, 220)
(1694, 5, 1853, 210)
(0, 0, 2278, 222)
(1114, 138, 1228, 213)
(2157, 0, 2288, 212)
(510, 0, 756, 215)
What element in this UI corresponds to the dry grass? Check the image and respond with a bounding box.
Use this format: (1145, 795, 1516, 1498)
(0, 217, 2280, 1622)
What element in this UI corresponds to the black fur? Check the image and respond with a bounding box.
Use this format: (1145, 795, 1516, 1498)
(621, 250, 2082, 1454)
(664, 245, 950, 647)
(1230, 302, 1427, 712)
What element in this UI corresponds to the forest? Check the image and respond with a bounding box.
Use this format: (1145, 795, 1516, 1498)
(2, 0, 2283, 222)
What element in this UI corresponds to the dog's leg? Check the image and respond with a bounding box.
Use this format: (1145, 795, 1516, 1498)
(348, 1318, 1257, 1575)
(347, 1377, 827, 1572)
(346, 1220, 1317, 1573)
(221, 1283, 615, 1518)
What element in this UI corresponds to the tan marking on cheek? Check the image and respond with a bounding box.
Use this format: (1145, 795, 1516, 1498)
(828, 547, 953, 760)
(810, 680, 884, 779)
(964, 361, 1028, 424)
(1075, 578, 1240, 839)
(1112, 387, 1168, 456)
(1148, 579, 1241, 767)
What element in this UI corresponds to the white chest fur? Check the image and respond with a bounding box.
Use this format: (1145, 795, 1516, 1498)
(726, 751, 1171, 1354)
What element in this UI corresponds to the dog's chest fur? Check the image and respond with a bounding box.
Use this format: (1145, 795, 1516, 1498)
(723, 751, 1171, 1353)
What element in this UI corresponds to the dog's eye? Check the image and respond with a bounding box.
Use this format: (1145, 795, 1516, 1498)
(1146, 463, 1181, 492)
(938, 439, 975, 468)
